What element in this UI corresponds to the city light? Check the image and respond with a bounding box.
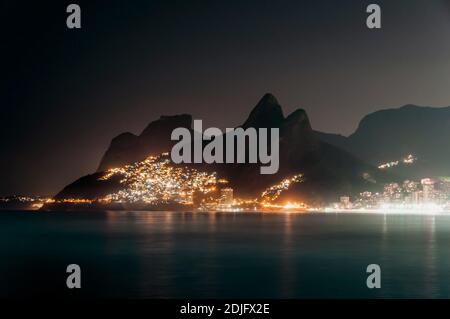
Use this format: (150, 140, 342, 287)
(6, 153, 449, 214)
(332, 176, 450, 213)
(260, 174, 303, 202)
(100, 154, 219, 205)
(378, 154, 417, 169)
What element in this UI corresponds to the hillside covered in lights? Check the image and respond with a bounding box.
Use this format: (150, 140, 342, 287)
(100, 154, 219, 205)
(46, 152, 306, 211)
(48, 94, 393, 210)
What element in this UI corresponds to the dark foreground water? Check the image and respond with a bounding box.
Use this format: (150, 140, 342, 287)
(0, 211, 449, 298)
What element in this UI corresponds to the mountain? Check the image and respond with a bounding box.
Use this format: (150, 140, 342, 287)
(53, 94, 389, 206)
(97, 114, 192, 171)
(274, 106, 387, 204)
(316, 104, 450, 178)
(242, 93, 284, 129)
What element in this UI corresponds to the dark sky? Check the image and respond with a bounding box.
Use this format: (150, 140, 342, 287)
(2, 0, 450, 196)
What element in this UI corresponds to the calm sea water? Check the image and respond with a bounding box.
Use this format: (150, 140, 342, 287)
(0, 211, 449, 298)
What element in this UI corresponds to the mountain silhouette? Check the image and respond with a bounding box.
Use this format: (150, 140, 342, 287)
(97, 114, 192, 171)
(316, 104, 450, 178)
(53, 94, 390, 206)
(242, 93, 284, 129)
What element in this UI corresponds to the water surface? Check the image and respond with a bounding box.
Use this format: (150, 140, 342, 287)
(0, 211, 449, 298)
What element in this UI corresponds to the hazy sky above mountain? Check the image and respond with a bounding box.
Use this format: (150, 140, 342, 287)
(2, 0, 450, 195)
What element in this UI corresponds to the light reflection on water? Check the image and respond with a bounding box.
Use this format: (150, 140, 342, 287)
(0, 211, 450, 298)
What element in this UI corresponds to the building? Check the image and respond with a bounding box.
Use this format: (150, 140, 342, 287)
(412, 191, 422, 204)
(340, 196, 351, 209)
(403, 180, 419, 193)
(220, 188, 234, 206)
(421, 178, 434, 202)
(438, 178, 450, 199)
(384, 183, 399, 196)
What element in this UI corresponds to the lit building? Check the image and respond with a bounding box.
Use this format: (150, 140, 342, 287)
(220, 188, 234, 206)
(437, 178, 450, 198)
(340, 196, 351, 209)
(412, 191, 422, 204)
(384, 183, 399, 196)
(421, 178, 434, 202)
(403, 180, 419, 193)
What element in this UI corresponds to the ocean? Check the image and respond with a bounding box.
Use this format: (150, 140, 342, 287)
(0, 211, 449, 298)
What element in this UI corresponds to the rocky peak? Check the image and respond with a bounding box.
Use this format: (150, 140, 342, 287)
(242, 93, 284, 129)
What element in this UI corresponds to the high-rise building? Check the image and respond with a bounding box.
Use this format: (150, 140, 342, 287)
(412, 191, 422, 204)
(384, 183, 399, 196)
(403, 180, 419, 193)
(438, 178, 450, 198)
(421, 178, 434, 202)
(220, 188, 234, 206)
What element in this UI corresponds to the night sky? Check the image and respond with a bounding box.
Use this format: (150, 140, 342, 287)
(2, 0, 450, 196)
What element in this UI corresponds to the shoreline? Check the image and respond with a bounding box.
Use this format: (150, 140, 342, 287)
(2, 206, 450, 216)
